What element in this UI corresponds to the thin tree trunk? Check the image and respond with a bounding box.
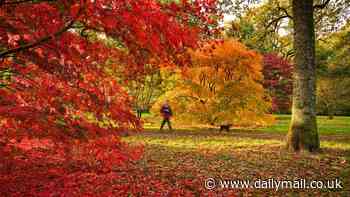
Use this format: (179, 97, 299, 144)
(286, 0, 320, 152)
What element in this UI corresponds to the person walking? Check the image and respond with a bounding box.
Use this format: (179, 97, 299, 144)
(160, 100, 173, 130)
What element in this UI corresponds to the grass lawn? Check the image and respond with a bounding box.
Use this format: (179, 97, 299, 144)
(258, 115, 350, 135)
(122, 115, 350, 196)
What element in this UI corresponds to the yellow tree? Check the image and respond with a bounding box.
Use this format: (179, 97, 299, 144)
(154, 39, 274, 127)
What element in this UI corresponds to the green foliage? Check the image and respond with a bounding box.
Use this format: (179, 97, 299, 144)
(223, 1, 294, 58)
(223, 0, 350, 59)
(316, 23, 350, 116)
(0, 68, 12, 88)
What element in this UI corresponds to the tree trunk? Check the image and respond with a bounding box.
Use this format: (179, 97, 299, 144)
(326, 105, 334, 119)
(286, 0, 320, 152)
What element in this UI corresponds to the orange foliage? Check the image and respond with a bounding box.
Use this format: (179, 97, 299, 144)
(155, 39, 274, 127)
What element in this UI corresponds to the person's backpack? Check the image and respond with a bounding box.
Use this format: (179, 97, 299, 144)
(163, 107, 170, 113)
(162, 105, 172, 115)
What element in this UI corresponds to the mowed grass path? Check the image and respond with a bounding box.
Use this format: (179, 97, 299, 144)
(122, 115, 350, 196)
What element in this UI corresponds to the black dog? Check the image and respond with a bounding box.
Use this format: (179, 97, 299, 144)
(219, 124, 233, 132)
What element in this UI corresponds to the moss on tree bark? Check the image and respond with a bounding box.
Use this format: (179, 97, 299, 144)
(286, 0, 320, 152)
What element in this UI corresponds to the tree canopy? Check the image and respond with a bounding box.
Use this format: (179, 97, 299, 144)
(152, 39, 274, 127)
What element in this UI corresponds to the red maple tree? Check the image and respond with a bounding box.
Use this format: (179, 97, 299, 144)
(0, 0, 219, 195)
(262, 53, 293, 113)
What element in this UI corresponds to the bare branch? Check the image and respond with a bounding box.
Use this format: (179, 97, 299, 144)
(277, 6, 293, 19)
(0, 0, 56, 6)
(268, 15, 290, 30)
(256, 14, 289, 43)
(0, 21, 74, 59)
(314, 0, 331, 10)
(0, 3, 84, 59)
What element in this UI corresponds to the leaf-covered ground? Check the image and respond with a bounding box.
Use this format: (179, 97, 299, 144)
(122, 128, 350, 196)
(1, 116, 349, 196)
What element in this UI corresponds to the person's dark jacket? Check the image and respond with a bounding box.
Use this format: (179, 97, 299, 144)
(160, 104, 172, 118)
